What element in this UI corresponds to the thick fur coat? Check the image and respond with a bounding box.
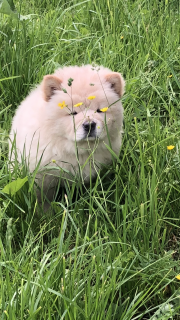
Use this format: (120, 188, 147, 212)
(9, 65, 125, 200)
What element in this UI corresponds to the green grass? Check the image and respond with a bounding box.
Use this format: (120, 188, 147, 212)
(0, 0, 180, 318)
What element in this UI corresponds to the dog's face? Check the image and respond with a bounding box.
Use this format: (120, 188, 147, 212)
(42, 66, 125, 143)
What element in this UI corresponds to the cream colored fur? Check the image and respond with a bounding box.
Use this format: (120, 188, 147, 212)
(9, 65, 125, 201)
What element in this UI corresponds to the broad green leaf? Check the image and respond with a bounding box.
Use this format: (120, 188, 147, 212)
(0, 0, 17, 17)
(2, 177, 28, 196)
(7, 0, 15, 11)
(0, 0, 32, 20)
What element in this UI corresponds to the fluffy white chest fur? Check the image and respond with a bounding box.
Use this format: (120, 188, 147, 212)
(9, 65, 125, 201)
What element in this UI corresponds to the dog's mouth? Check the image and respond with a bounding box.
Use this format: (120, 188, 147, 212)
(82, 132, 98, 141)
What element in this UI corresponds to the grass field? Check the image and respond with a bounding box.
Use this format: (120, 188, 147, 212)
(0, 0, 180, 319)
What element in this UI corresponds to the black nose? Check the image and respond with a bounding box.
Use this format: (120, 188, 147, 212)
(83, 121, 96, 132)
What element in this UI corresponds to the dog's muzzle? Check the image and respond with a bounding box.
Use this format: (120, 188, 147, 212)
(83, 121, 96, 138)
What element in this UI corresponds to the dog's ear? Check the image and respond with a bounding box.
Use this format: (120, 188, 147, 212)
(42, 75, 62, 101)
(105, 73, 125, 97)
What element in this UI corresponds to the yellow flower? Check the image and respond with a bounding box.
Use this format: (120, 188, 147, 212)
(167, 145, 175, 150)
(52, 159, 56, 163)
(58, 101, 66, 109)
(74, 102, 83, 107)
(87, 96, 96, 100)
(121, 36, 124, 39)
(97, 126, 100, 129)
(100, 107, 108, 112)
(168, 75, 172, 78)
(176, 274, 180, 280)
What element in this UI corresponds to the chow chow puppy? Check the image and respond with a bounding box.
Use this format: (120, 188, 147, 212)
(9, 65, 125, 204)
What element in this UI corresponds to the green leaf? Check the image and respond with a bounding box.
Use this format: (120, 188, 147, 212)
(2, 177, 28, 196)
(7, 0, 15, 10)
(0, 0, 17, 17)
(0, 0, 32, 20)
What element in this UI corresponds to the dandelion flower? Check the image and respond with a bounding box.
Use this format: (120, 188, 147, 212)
(52, 159, 56, 163)
(100, 107, 108, 112)
(176, 274, 180, 280)
(58, 101, 66, 109)
(74, 102, 83, 107)
(168, 75, 172, 78)
(87, 96, 96, 100)
(167, 145, 175, 150)
(121, 36, 124, 39)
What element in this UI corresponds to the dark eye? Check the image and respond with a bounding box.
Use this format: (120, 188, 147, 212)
(97, 109, 102, 113)
(71, 111, 77, 115)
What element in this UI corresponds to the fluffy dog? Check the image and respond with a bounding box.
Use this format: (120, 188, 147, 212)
(9, 65, 125, 203)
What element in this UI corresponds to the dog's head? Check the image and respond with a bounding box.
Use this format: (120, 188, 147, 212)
(42, 65, 125, 143)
